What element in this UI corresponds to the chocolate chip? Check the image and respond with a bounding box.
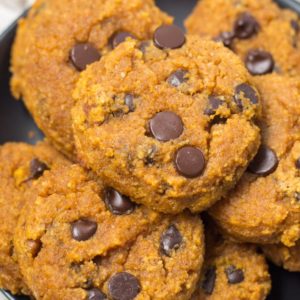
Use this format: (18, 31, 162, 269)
(214, 31, 235, 49)
(149, 111, 184, 142)
(71, 219, 97, 241)
(295, 157, 300, 169)
(153, 25, 186, 49)
(104, 188, 135, 215)
(204, 96, 224, 116)
(29, 158, 49, 180)
(108, 272, 141, 300)
(202, 266, 216, 295)
(167, 70, 188, 87)
(225, 265, 245, 284)
(160, 225, 183, 256)
(174, 146, 205, 178)
(248, 145, 278, 176)
(234, 13, 260, 39)
(27, 239, 42, 258)
(70, 43, 101, 71)
(124, 94, 135, 112)
(111, 32, 137, 49)
(245, 49, 274, 75)
(234, 83, 259, 110)
(87, 288, 107, 300)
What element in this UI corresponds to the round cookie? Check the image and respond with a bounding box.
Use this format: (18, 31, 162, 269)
(0, 142, 69, 295)
(185, 0, 300, 77)
(72, 32, 261, 214)
(11, 0, 172, 157)
(262, 241, 300, 272)
(209, 74, 300, 246)
(14, 164, 204, 300)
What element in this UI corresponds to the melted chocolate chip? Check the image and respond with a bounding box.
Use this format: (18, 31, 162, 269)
(234, 83, 259, 110)
(214, 31, 235, 49)
(124, 94, 135, 112)
(295, 157, 300, 169)
(87, 288, 107, 300)
(234, 13, 260, 39)
(153, 25, 186, 49)
(225, 265, 245, 284)
(108, 272, 141, 300)
(248, 145, 278, 176)
(104, 188, 135, 215)
(204, 96, 224, 116)
(111, 32, 137, 49)
(160, 225, 183, 256)
(202, 266, 217, 295)
(245, 49, 275, 75)
(167, 70, 188, 87)
(29, 158, 50, 180)
(27, 239, 42, 258)
(71, 219, 97, 241)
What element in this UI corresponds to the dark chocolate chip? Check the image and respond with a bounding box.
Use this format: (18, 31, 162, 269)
(105, 188, 135, 215)
(71, 219, 97, 241)
(70, 43, 101, 71)
(202, 266, 217, 295)
(149, 111, 184, 142)
(29, 158, 50, 180)
(204, 96, 224, 116)
(160, 224, 183, 256)
(295, 157, 300, 169)
(245, 49, 274, 75)
(153, 25, 186, 49)
(225, 265, 245, 284)
(234, 13, 260, 39)
(124, 94, 135, 112)
(87, 288, 107, 300)
(214, 31, 235, 49)
(108, 272, 141, 300)
(174, 146, 205, 178)
(234, 83, 259, 110)
(27, 239, 42, 258)
(248, 145, 278, 176)
(111, 32, 137, 49)
(167, 70, 188, 87)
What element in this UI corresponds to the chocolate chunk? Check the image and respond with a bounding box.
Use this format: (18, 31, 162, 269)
(149, 111, 184, 142)
(111, 32, 137, 49)
(202, 266, 217, 295)
(88, 288, 107, 300)
(29, 158, 50, 180)
(160, 225, 183, 256)
(175, 146, 205, 178)
(153, 25, 186, 49)
(71, 219, 97, 241)
(245, 49, 274, 75)
(167, 70, 188, 87)
(27, 239, 42, 258)
(234, 83, 259, 109)
(234, 13, 260, 39)
(295, 157, 300, 169)
(214, 31, 235, 49)
(124, 94, 135, 112)
(204, 96, 224, 116)
(70, 43, 101, 71)
(225, 265, 245, 284)
(104, 188, 135, 215)
(108, 272, 141, 300)
(248, 145, 278, 176)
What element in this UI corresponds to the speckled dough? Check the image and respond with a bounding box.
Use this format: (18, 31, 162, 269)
(72, 36, 261, 214)
(14, 164, 204, 300)
(209, 74, 300, 246)
(186, 0, 300, 76)
(11, 0, 172, 157)
(0, 142, 68, 295)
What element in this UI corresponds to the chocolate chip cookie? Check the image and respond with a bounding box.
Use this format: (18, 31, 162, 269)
(11, 0, 172, 157)
(72, 30, 261, 214)
(14, 164, 205, 300)
(209, 74, 300, 246)
(186, 0, 300, 76)
(0, 142, 68, 295)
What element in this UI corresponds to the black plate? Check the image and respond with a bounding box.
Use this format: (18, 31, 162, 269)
(0, 0, 299, 299)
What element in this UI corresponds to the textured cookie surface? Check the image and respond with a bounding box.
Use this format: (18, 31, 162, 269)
(186, 0, 300, 77)
(0, 142, 68, 295)
(72, 34, 260, 214)
(14, 164, 204, 300)
(11, 0, 171, 157)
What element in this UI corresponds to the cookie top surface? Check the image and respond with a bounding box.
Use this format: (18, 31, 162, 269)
(209, 74, 300, 246)
(185, 0, 300, 77)
(0, 142, 68, 295)
(10, 0, 172, 157)
(14, 164, 204, 300)
(72, 34, 260, 214)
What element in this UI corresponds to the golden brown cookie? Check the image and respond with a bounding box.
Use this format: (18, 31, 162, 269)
(72, 32, 261, 214)
(11, 0, 172, 157)
(14, 164, 204, 300)
(186, 0, 300, 77)
(209, 74, 300, 246)
(0, 142, 68, 295)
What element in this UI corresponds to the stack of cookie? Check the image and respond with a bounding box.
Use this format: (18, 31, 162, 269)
(0, 0, 298, 299)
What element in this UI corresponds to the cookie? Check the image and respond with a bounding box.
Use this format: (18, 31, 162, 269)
(11, 0, 172, 157)
(72, 31, 261, 214)
(185, 0, 300, 76)
(14, 164, 205, 300)
(262, 241, 300, 272)
(0, 142, 68, 295)
(209, 74, 300, 246)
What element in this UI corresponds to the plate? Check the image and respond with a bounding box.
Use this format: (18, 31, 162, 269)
(0, 0, 299, 299)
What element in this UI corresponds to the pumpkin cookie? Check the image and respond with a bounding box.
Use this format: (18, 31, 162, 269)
(72, 31, 261, 214)
(11, 0, 171, 157)
(186, 0, 300, 76)
(14, 164, 204, 300)
(0, 142, 68, 295)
